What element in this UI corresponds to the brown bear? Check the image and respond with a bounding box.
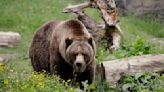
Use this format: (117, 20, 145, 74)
(29, 19, 96, 87)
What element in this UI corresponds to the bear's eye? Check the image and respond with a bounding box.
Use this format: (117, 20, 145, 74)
(65, 38, 73, 48)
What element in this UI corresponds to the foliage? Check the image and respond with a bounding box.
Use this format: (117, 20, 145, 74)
(2, 63, 164, 92)
(96, 37, 153, 62)
(112, 38, 152, 59)
(0, 63, 83, 92)
(114, 73, 164, 92)
(96, 45, 110, 63)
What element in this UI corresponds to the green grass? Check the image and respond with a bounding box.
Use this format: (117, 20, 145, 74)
(0, 0, 164, 91)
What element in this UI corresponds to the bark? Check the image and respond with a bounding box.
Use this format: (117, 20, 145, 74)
(0, 32, 21, 48)
(95, 54, 164, 86)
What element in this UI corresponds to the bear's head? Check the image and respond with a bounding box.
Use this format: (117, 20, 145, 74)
(64, 37, 96, 73)
(57, 19, 96, 73)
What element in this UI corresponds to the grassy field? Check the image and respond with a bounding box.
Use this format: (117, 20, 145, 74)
(0, 0, 164, 91)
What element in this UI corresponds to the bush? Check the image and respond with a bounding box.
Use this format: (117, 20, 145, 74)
(113, 38, 152, 58)
(114, 73, 164, 92)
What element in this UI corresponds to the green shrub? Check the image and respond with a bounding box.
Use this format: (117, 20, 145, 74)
(114, 73, 164, 92)
(113, 38, 152, 58)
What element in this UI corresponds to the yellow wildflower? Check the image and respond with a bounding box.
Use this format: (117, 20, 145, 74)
(0, 63, 4, 66)
(65, 82, 69, 87)
(4, 79, 9, 85)
(10, 69, 14, 72)
(67, 79, 71, 83)
(21, 83, 29, 90)
(37, 82, 44, 88)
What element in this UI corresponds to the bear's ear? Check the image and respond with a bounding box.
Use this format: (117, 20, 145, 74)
(65, 38, 73, 48)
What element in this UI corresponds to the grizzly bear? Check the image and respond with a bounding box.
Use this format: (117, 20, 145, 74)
(29, 19, 96, 87)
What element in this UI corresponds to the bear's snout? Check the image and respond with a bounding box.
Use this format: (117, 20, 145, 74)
(74, 54, 86, 73)
(75, 62, 82, 68)
(74, 61, 86, 73)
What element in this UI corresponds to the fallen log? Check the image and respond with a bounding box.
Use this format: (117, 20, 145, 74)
(95, 54, 164, 86)
(0, 32, 21, 48)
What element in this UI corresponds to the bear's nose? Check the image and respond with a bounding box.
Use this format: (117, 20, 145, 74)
(75, 62, 82, 68)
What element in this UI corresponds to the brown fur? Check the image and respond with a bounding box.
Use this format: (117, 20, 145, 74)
(29, 19, 96, 87)
(29, 21, 59, 72)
